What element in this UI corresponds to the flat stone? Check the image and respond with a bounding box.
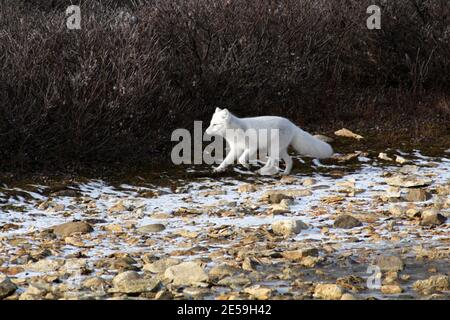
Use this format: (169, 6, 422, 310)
(395, 156, 409, 164)
(260, 189, 312, 203)
(143, 258, 180, 273)
(381, 285, 403, 294)
(376, 255, 404, 272)
(378, 153, 393, 161)
(269, 203, 290, 215)
(137, 224, 166, 233)
(105, 224, 124, 233)
(334, 128, 363, 140)
(313, 284, 343, 300)
(0, 273, 17, 299)
(406, 208, 422, 219)
(385, 175, 432, 188)
(405, 188, 431, 202)
(333, 215, 362, 229)
(217, 276, 251, 288)
(82, 277, 109, 290)
(112, 271, 160, 293)
(244, 285, 272, 300)
(282, 248, 319, 261)
(420, 209, 446, 226)
(340, 293, 357, 300)
(237, 184, 257, 193)
(198, 190, 227, 197)
(25, 259, 64, 272)
(19, 284, 48, 300)
(413, 275, 449, 294)
(271, 219, 307, 236)
(389, 205, 405, 217)
(208, 264, 240, 280)
(279, 176, 297, 184)
(51, 189, 80, 197)
(108, 201, 128, 213)
(51, 221, 93, 237)
(164, 261, 209, 286)
(302, 178, 316, 187)
(300, 256, 322, 268)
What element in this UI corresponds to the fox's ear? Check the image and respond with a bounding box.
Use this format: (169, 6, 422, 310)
(222, 108, 229, 115)
(221, 108, 230, 119)
(215, 107, 222, 113)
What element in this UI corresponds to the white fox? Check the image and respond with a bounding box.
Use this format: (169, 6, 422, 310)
(205, 108, 333, 175)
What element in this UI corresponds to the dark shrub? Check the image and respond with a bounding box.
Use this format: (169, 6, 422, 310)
(0, 0, 448, 171)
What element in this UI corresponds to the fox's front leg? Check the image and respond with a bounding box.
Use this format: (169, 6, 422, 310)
(238, 147, 258, 169)
(214, 148, 240, 172)
(238, 149, 250, 169)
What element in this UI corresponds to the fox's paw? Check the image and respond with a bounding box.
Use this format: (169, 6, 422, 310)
(239, 162, 250, 169)
(258, 166, 279, 176)
(213, 166, 226, 173)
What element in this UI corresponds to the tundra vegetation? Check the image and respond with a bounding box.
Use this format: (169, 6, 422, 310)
(0, 0, 448, 173)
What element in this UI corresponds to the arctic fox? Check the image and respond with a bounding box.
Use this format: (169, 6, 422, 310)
(205, 108, 333, 175)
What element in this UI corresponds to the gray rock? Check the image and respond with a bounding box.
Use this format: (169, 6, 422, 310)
(420, 209, 446, 226)
(376, 255, 404, 272)
(405, 188, 431, 202)
(143, 258, 180, 273)
(82, 277, 109, 290)
(282, 248, 319, 261)
(302, 178, 316, 187)
(51, 221, 93, 237)
(19, 284, 48, 300)
(267, 193, 293, 204)
(217, 276, 251, 288)
(25, 259, 64, 272)
(388, 205, 405, 217)
(333, 215, 362, 229)
(137, 224, 166, 233)
(164, 261, 209, 286)
(385, 175, 432, 188)
(381, 284, 403, 294)
(399, 165, 419, 174)
(0, 273, 17, 299)
(413, 275, 449, 294)
(111, 256, 139, 271)
(260, 189, 312, 203)
(208, 264, 240, 280)
(112, 271, 160, 293)
(237, 184, 257, 193)
(271, 219, 308, 236)
(51, 189, 80, 197)
(313, 284, 343, 300)
(406, 208, 422, 219)
(340, 293, 357, 300)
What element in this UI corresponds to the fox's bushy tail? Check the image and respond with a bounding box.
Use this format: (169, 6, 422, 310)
(291, 127, 334, 159)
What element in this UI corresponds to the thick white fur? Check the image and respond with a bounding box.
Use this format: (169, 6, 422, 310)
(205, 108, 333, 175)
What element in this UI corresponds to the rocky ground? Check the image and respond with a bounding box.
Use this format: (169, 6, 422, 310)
(0, 146, 449, 300)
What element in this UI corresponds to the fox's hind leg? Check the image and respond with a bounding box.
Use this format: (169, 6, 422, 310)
(258, 157, 279, 175)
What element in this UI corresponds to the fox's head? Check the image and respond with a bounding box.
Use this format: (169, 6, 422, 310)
(205, 107, 230, 136)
